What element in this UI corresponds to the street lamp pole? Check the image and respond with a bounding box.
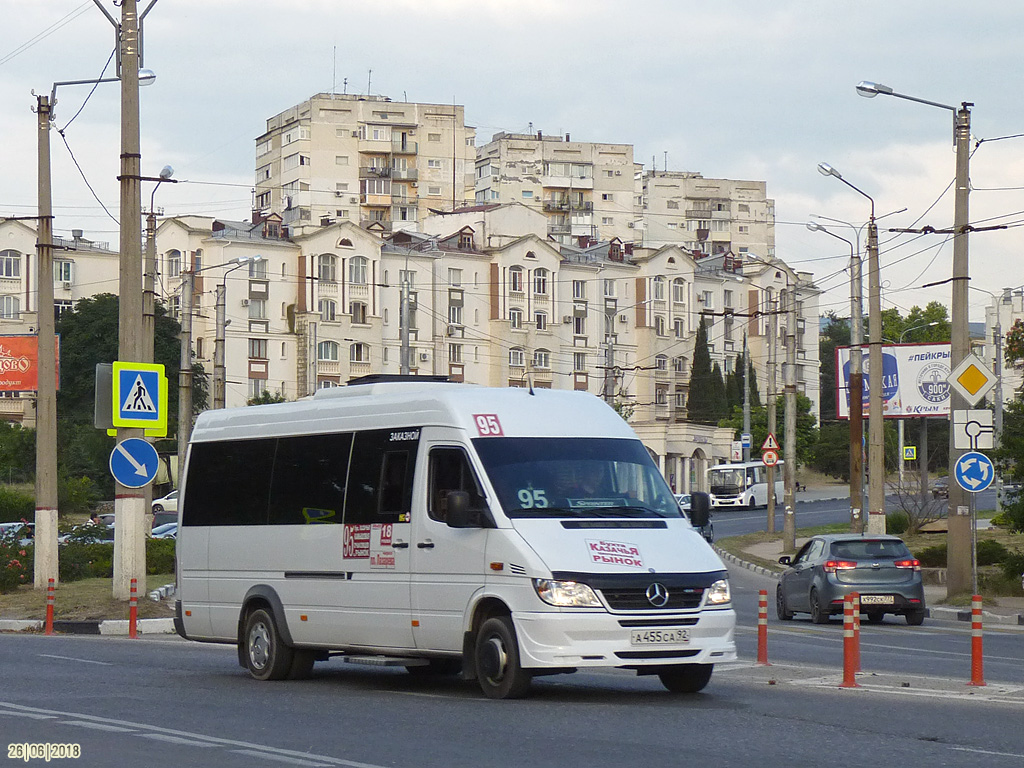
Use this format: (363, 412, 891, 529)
(857, 80, 974, 595)
(806, 222, 863, 531)
(214, 257, 255, 408)
(818, 162, 885, 534)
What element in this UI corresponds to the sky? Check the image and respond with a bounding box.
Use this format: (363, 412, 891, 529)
(3, 0, 1024, 323)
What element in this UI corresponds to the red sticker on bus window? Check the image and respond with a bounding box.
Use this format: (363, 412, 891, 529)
(473, 414, 504, 436)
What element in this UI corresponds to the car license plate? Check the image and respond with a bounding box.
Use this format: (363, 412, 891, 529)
(630, 628, 690, 645)
(859, 594, 894, 605)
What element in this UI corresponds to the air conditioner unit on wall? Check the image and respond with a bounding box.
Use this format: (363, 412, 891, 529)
(562, 316, 573, 324)
(241, 299, 250, 307)
(419, 352, 429, 361)
(619, 314, 628, 323)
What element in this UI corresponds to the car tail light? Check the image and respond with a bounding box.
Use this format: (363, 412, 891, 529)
(823, 560, 857, 573)
(894, 559, 921, 572)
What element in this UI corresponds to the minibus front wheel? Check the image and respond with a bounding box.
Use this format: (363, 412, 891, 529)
(474, 616, 532, 699)
(243, 607, 295, 681)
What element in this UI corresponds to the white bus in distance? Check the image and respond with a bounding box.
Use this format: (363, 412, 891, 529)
(707, 460, 784, 509)
(174, 379, 736, 699)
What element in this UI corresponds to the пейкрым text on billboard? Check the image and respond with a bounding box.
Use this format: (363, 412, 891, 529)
(835, 343, 950, 419)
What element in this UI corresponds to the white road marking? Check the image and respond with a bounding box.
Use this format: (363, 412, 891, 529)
(39, 653, 114, 666)
(138, 733, 219, 747)
(231, 748, 332, 767)
(0, 701, 388, 768)
(0, 711, 56, 719)
(949, 746, 1024, 759)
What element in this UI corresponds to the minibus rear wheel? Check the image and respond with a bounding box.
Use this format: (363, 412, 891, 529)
(475, 616, 532, 699)
(244, 607, 294, 681)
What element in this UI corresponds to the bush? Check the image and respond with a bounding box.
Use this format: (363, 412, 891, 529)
(886, 510, 909, 535)
(916, 543, 947, 568)
(59, 542, 114, 582)
(0, 486, 35, 523)
(0, 531, 31, 593)
(1000, 550, 1024, 582)
(976, 539, 1010, 566)
(990, 512, 1012, 527)
(58, 475, 99, 518)
(147, 538, 175, 574)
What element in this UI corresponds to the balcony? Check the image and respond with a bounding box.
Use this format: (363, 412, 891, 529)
(543, 200, 570, 212)
(392, 138, 418, 154)
(360, 194, 392, 207)
(391, 168, 418, 181)
(543, 175, 594, 190)
(358, 138, 392, 154)
(547, 223, 571, 235)
(359, 166, 391, 179)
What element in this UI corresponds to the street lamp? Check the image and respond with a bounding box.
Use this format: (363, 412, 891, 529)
(817, 162, 886, 535)
(806, 222, 863, 531)
(896, 321, 940, 489)
(857, 79, 974, 596)
(214, 256, 256, 409)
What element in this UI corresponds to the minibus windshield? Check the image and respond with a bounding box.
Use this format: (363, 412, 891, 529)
(472, 437, 682, 519)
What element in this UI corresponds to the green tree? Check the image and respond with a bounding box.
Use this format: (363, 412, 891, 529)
(710, 362, 728, 422)
(0, 423, 35, 484)
(818, 312, 851, 423)
(724, 353, 743, 411)
(747, 357, 761, 408)
(994, 391, 1024, 532)
(247, 390, 288, 406)
(686, 318, 719, 425)
(720, 394, 818, 465)
(1007, 318, 1024, 374)
(881, 301, 951, 345)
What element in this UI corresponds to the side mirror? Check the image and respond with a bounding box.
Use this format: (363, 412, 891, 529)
(689, 491, 710, 528)
(778, 555, 791, 566)
(445, 490, 474, 528)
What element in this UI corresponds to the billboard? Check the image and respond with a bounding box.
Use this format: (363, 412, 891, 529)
(836, 343, 950, 419)
(0, 335, 61, 392)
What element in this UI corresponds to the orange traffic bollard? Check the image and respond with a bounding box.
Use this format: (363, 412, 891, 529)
(129, 577, 138, 639)
(851, 592, 861, 673)
(839, 593, 860, 688)
(44, 578, 55, 636)
(967, 595, 985, 687)
(756, 589, 770, 665)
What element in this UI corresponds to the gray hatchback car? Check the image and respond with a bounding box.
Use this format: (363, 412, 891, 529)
(776, 534, 925, 625)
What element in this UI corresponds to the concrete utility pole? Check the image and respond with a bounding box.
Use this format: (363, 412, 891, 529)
(603, 300, 616, 403)
(399, 268, 410, 374)
(177, 270, 194, 482)
(865, 215, 885, 535)
(742, 331, 751, 463)
(782, 286, 798, 553)
(33, 94, 59, 589)
(946, 104, 973, 595)
(111, 0, 146, 600)
(994, 321, 1003, 514)
(766, 295, 777, 534)
(214, 284, 227, 408)
(849, 243, 865, 533)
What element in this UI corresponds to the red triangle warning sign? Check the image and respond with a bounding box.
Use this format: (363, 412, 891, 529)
(761, 433, 779, 451)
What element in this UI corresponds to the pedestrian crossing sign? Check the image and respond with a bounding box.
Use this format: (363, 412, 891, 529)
(111, 361, 168, 436)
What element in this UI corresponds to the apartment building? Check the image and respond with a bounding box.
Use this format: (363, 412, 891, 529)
(635, 171, 776, 261)
(0, 219, 119, 426)
(985, 286, 1024, 399)
(254, 94, 476, 236)
(474, 132, 635, 245)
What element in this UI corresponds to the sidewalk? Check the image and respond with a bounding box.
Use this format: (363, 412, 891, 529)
(717, 537, 1024, 626)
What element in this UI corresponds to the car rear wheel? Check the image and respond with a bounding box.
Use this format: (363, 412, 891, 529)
(475, 616, 531, 699)
(776, 585, 794, 621)
(243, 608, 294, 681)
(905, 609, 925, 626)
(152, 504, 164, 514)
(809, 588, 829, 624)
(866, 610, 885, 624)
(658, 664, 713, 693)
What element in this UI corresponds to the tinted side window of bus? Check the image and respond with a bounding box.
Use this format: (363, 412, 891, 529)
(428, 447, 486, 523)
(269, 433, 353, 525)
(184, 439, 275, 526)
(346, 429, 419, 525)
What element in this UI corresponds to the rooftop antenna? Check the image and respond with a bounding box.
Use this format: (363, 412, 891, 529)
(664, 151, 668, 172)
(367, 69, 372, 96)
(332, 46, 336, 95)
(343, 77, 348, 95)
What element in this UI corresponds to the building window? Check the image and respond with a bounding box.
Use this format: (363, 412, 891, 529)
(448, 268, 462, 287)
(0, 252, 22, 279)
(248, 379, 268, 400)
(655, 387, 668, 405)
(54, 300, 73, 320)
(428, 133, 441, 142)
(655, 355, 668, 371)
(674, 389, 686, 408)
(459, 232, 473, 249)
(700, 290, 713, 308)
(673, 356, 688, 374)
(601, 193, 614, 201)
(603, 278, 615, 297)
(449, 344, 463, 363)
(573, 316, 586, 336)
(533, 268, 548, 295)
(672, 277, 686, 304)
(427, 186, 442, 196)
(666, 200, 679, 210)
(319, 299, 336, 321)
(572, 280, 586, 299)
(428, 159, 442, 169)
(319, 253, 337, 283)
(350, 343, 369, 362)
(349, 256, 368, 285)
(674, 318, 685, 338)
(521, 190, 533, 199)
(248, 258, 268, 279)
(509, 308, 523, 330)
(533, 349, 550, 369)
(0, 295, 20, 319)
(724, 290, 734, 309)
(573, 352, 586, 371)
(509, 347, 525, 367)
(336, 155, 349, 166)
(54, 260, 73, 283)
(509, 266, 524, 293)
(655, 315, 666, 336)
(248, 298, 267, 319)
(602, 217, 613, 225)
(166, 250, 180, 278)
(350, 301, 367, 324)
(248, 338, 268, 360)
(535, 311, 547, 331)
(318, 341, 339, 361)
(448, 305, 463, 325)
(653, 276, 666, 301)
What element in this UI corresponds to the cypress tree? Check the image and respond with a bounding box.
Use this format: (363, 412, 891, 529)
(686, 317, 717, 424)
(711, 362, 728, 422)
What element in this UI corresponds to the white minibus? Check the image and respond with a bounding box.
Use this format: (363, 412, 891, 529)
(707, 460, 784, 509)
(174, 379, 736, 698)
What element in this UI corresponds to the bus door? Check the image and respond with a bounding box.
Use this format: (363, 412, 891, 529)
(410, 440, 489, 652)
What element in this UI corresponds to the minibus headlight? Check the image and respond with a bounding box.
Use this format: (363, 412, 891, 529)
(532, 579, 602, 607)
(706, 579, 731, 605)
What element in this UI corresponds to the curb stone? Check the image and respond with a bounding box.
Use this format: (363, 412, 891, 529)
(713, 545, 1024, 626)
(0, 618, 176, 635)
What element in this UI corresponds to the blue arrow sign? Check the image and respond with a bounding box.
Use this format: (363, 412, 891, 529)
(109, 438, 159, 488)
(954, 450, 994, 493)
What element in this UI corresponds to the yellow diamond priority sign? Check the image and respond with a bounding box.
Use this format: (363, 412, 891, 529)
(946, 355, 997, 407)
